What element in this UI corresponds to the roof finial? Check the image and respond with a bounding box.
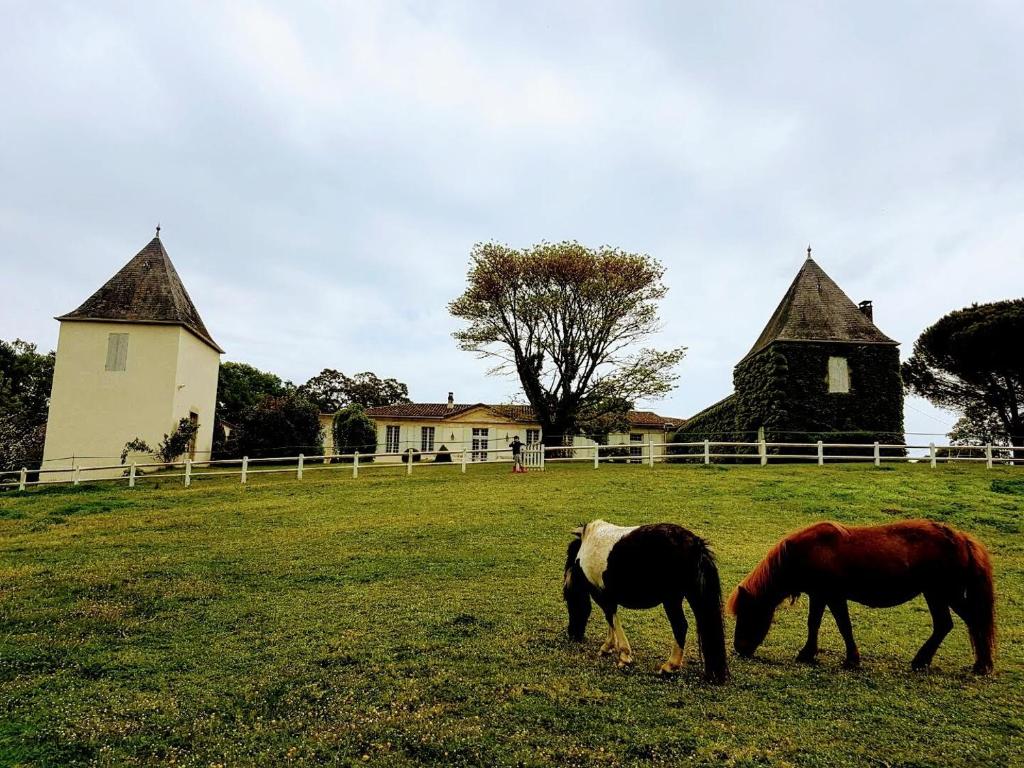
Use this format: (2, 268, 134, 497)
(806, 244, 812, 259)
(155, 223, 161, 239)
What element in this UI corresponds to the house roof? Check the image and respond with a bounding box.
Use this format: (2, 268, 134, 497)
(356, 402, 684, 429)
(740, 255, 896, 363)
(57, 236, 223, 353)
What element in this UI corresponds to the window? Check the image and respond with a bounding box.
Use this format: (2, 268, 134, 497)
(828, 356, 850, 393)
(421, 426, 435, 452)
(386, 425, 401, 453)
(105, 333, 129, 371)
(526, 428, 540, 445)
(472, 428, 489, 461)
(630, 432, 644, 461)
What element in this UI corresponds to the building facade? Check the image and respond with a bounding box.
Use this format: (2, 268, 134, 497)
(41, 234, 222, 479)
(319, 396, 684, 463)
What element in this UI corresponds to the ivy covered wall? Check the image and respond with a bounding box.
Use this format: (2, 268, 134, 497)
(674, 341, 905, 455)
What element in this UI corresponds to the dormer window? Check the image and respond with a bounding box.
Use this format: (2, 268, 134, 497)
(828, 356, 849, 393)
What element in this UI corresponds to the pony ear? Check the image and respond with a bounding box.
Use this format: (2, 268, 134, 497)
(726, 585, 747, 615)
(571, 525, 585, 538)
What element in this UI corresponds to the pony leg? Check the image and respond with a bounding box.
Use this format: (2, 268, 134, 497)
(599, 620, 617, 656)
(660, 602, 688, 675)
(796, 596, 826, 663)
(611, 613, 633, 667)
(828, 599, 861, 669)
(911, 593, 954, 671)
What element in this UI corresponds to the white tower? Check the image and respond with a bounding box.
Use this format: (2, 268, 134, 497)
(41, 232, 223, 479)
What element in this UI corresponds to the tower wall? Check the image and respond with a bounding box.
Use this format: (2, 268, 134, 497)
(733, 341, 905, 447)
(41, 321, 217, 480)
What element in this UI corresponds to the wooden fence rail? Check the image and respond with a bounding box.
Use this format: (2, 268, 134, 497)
(1, 440, 1020, 492)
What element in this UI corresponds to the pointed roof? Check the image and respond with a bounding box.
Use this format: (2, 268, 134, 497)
(740, 255, 895, 363)
(57, 236, 223, 353)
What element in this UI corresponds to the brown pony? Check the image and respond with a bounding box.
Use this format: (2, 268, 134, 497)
(728, 520, 995, 674)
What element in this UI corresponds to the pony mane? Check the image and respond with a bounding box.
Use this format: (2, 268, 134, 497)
(727, 522, 850, 613)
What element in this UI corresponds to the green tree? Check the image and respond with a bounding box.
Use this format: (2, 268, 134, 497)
(229, 393, 323, 459)
(903, 299, 1024, 451)
(449, 241, 684, 447)
(0, 339, 54, 428)
(0, 339, 54, 472)
(216, 362, 290, 424)
(300, 369, 410, 412)
(331, 404, 378, 460)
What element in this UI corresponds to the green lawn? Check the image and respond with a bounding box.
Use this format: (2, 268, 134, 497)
(1, 463, 1022, 767)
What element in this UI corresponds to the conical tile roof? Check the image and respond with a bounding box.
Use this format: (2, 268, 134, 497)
(57, 236, 223, 353)
(740, 256, 895, 363)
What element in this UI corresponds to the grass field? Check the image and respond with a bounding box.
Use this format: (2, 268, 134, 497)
(1, 462, 1022, 767)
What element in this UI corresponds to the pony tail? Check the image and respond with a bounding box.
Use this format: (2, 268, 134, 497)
(689, 543, 729, 683)
(963, 534, 996, 674)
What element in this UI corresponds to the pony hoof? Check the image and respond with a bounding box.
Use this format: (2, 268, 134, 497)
(616, 655, 634, 668)
(795, 651, 818, 665)
(599, 645, 615, 657)
(972, 662, 993, 675)
(911, 659, 931, 672)
(841, 658, 861, 670)
(659, 663, 682, 676)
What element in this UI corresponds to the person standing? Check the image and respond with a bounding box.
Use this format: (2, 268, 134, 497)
(509, 435, 525, 473)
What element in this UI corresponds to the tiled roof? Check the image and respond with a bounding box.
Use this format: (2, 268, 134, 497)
(360, 402, 683, 428)
(740, 256, 896, 363)
(57, 236, 223, 353)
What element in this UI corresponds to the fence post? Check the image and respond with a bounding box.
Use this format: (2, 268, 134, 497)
(873, 442, 880, 467)
(129, 462, 137, 488)
(19, 467, 26, 492)
(461, 449, 467, 474)
(593, 445, 600, 469)
(648, 439, 655, 467)
(929, 443, 936, 469)
(73, 465, 81, 486)
(759, 437, 767, 466)
(540, 446, 545, 471)
(241, 456, 248, 484)
(353, 452, 359, 478)
(407, 452, 413, 476)
(985, 443, 992, 469)
(297, 454, 304, 480)
(185, 458, 192, 487)
(817, 440, 823, 466)
(703, 440, 710, 465)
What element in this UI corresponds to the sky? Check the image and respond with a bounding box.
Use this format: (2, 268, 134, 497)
(3, 1, 1023, 442)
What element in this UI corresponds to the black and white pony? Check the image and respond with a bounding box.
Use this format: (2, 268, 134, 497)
(563, 519, 729, 683)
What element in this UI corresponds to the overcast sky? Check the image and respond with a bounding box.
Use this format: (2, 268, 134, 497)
(3, 1, 1023, 440)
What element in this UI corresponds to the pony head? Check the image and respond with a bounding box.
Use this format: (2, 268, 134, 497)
(563, 526, 591, 641)
(727, 585, 776, 657)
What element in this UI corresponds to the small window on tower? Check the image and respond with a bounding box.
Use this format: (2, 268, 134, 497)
(105, 333, 129, 371)
(828, 356, 849, 393)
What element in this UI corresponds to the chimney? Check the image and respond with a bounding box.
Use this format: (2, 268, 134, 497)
(858, 300, 873, 321)
(447, 392, 454, 410)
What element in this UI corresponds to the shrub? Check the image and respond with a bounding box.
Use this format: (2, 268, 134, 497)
(401, 448, 421, 464)
(434, 444, 452, 463)
(332, 405, 378, 462)
(120, 438, 153, 465)
(156, 418, 199, 463)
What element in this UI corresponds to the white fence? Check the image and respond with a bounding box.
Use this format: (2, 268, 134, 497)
(1, 439, 1021, 492)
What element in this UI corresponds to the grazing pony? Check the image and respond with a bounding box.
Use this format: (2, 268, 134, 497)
(728, 520, 995, 674)
(563, 520, 728, 683)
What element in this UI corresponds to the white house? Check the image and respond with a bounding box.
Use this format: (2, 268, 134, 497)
(319, 393, 684, 463)
(41, 233, 222, 479)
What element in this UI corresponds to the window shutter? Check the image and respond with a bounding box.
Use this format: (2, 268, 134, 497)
(105, 333, 129, 371)
(828, 356, 849, 393)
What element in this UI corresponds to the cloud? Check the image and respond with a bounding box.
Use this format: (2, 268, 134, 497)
(2, 1, 1022, 442)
